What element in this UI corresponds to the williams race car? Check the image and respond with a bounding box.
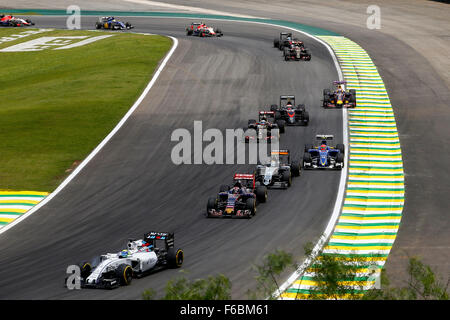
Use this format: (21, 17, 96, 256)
(0, 15, 34, 27)
(254, 149, 301, 189)
(95, 17, 133, 30)
(270, 95, 309, 126)
(303, 135, 345, 170)
(283, 40, 311, 61)
(66, 232, 183, 289)
(207, 174, 268, 218)
(186, 22, 223, 37)
(244, 111, 283, 143)
(323, 81, 356, 108)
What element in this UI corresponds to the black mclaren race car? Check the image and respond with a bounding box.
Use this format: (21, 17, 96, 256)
(270, 95, 309, 126)
(244, 111, 284, 143)
(273, 32, 305, 51)
(303, 135, 345, 170)
(95, 17, 133, 30)
(206, 174, 267, 218)
(323, 81, 356, 108)
(284, 40, 311, 61)
(254, 149, 301, 189)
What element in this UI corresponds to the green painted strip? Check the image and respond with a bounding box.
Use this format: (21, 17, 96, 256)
(341, 213, 403, 218)
(0, 195, 45, 198)
(0, 203, 35, 206)
(0, 212, 23, 215)
(332, 232, 398, 237)
(337, 222, 400, 227)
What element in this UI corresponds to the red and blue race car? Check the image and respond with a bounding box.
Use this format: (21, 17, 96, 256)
(186, 22, 223, 37)
(0, 15, 34, 27)
(303, 135, 345, 170)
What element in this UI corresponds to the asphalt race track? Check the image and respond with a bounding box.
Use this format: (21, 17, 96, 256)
(0, 17, 344, 299)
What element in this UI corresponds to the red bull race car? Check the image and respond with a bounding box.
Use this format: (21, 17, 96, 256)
(186, 22, 223, 37)
(0, 15, 34, 27)
(206, 174, 267, 218)
(323, 81, 356, 108)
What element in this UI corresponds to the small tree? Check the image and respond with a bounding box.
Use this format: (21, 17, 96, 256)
(247, 249, 296, 300)
(142, 272, 231, 300)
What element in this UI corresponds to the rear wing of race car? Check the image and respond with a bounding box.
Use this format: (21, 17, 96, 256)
(316, 134, 334, 141)
(271, 149, 290, 155)
(234, 173, 255, 189)
(333, 80, 347, 85)
(280, 95, 296, 105)
(259, 111, 275, 120)
(144, 231, 174, 248)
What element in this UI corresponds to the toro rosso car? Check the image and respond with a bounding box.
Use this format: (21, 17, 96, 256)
(270, 95, 309, 126)
(66, 232, 183, 289)
(284, 40, 311, 61)
(207, 174, 267, 218)
(254, 149, 301, 189)
(186, 22, 223, 37)
(303, 135, 345, 170)
(323, 81, 356, 108)
(0, 15, 34, 27)
(95, 17, 133, 30)
(244, 111, 283, 143)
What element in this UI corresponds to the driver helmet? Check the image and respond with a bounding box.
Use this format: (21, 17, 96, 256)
(232, 181, 242, 193)
(320, 144, 327, 151)
(287, 100, 292, 106)
(119, 250, 128, 258)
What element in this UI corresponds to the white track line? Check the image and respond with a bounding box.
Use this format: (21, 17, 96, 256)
(0, 35, 179, 236)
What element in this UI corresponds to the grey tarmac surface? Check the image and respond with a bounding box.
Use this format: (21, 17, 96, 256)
(1, 0, 449, 294)
(0, 16, 342, 299)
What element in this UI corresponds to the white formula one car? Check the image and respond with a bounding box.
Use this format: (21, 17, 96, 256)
(69, 232, 183, 289)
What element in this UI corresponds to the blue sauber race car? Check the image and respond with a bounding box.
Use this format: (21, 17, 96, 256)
(95, 17, 133, 30)
(303, 135, 345, 170)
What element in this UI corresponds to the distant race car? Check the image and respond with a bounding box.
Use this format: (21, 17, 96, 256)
(244, 111, 284, 143)
(273, 32, 304, 51)
(303, 135, 345, 170)
(254, 149, 301, 189)
(270, 95, 309, 126)
(66, 232, 183, 289)
(206, 174, 268, 218)
(323, 81, 356, 108)
(0, 14, 34, 27)
(283, 40, 311, 61)
(95, 17, 133, 30)
(186, 22, 223, 37)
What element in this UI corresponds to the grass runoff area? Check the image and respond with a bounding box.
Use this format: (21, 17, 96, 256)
(0, 29, 172, 191)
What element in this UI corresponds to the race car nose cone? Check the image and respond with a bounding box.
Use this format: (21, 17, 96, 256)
(337, 100, 343, 105)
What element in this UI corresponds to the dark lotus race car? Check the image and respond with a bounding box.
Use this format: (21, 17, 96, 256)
(283, 40, 311, 61)
(273, 32, 304, 51)
(270, 95, 309, 126)
(303, 135, 345, 170)
(66, 232, 183, 289)
(323, 81, 356, 108)
(186, 22, 223, 37)
(0, 15, 34, 27)
(206, 174, 268, 218)
(95, 17, 133, 30)
(254, 149, 301, 189)
(244, 111, 284, 143)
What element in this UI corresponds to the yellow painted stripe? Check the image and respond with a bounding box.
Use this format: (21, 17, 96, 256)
(325, 245, 392, 250)
(0, 217, 15, 223)
(0, 208, 27, 214)
(0, 191, 49, 196)
(0, 200, 40, 205)
(331, 235, 397, 240)
(336, 225, 399, 230)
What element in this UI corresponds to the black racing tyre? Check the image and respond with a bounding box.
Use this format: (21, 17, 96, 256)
(95, 22, 102, 29)
(291, 162, 301, 177)
(276, 120, 286, 133)
(304, 144, 313, 152)
(273, 39, 279, 48)
(248, 119, 257, 126)
(78, 261, 92, 279)
(284, 50, 290, 61)
(303, 152, 312, 166)
(275, 111, 281, 120)
(336, 153, 344, 167)
(270, 104, 278, 112)
(168, 248, 184, 268)
(336, 143, 345, 155)
(302, 111, 310, 125)
(219, 185, 229, 192)
(207, 197, 217, 216)
(281, 171, 292, 187)
(116, 264, 133, 286)
(246, 198, 256, 216)
(349, 89, 356, 102)
(255, 186, 267, 203)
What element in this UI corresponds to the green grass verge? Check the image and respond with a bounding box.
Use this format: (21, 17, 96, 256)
(0, 29, 172, 191)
